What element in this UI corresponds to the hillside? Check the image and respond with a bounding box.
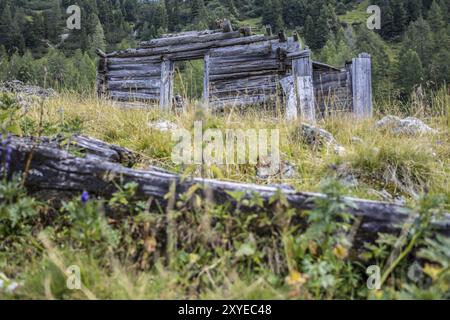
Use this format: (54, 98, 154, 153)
(0, 0, 448, 102)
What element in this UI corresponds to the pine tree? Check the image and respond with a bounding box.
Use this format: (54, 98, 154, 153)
(90, 21, 107, 54)
(397, 49, 424, 95)
(403, 17, 434, 67)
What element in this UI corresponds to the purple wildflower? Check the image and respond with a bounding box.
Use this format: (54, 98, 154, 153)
(81, 191, 90, 204)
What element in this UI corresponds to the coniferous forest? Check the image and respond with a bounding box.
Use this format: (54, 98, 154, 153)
(0, 0, 448, 100)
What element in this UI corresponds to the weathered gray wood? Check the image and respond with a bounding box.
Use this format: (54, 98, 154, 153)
(107, 69, 161, 79)
(203, 53, 210, 103)
(108, 56, 162, 64)
(209, 70, 277, 82)
(210, 94, 273, 107)
(109, 35, 277, 58)
(313, 71, 348, 84)
(5, 135, 449, 251)
(109, 91, 159, 101)
(139, 31, 241, 48)
(280, 75, 297, 120)
(292, 52, 315, 123)
(209, 59, 280, 75)
(352, 53, 373, 117)
(108, 79, 161, 90)
(159, 59, 173, 110)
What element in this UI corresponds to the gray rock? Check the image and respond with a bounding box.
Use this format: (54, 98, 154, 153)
(351, 136, 364, 145)
(256, 157, 299, 180)
(148, 120, 179, 132)
(0, 80, 56, 98)
(376, 115, 437, 135)
(0, 80, 57, 110)
(299, 123, 346, 155)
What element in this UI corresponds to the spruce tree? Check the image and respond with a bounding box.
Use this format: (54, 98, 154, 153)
(397, 49, 424, 95)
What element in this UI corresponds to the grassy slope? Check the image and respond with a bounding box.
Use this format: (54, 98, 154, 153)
(0, 92, 446, 300)
(29, 93, 450, 206)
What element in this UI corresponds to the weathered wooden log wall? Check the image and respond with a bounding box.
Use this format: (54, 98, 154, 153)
(97, 27, 372, 120)
(313, 63, 353, 117)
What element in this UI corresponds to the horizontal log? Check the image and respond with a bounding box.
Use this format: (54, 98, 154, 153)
(107, 69, 161, 79)
(314, 71, 348, 83)
(3, 136, 450, 253)
(210, 52, 278, 64)
(108, 79, 161, 90)
(108, 91, 159, 101)
(209, 41, 272, 58)
(108, 56, 163, 65)
(108, 35, 277, 58)
(139, 31, 241, 48)
(108, 64, 161, 72)
(211, 78, 278, 93)
(210, 59, 280, 76)
(210, 94, 274, 107)
(314, 81, 350, 92)
(209, 70, 279, 82)
(210, 87, 277, 99)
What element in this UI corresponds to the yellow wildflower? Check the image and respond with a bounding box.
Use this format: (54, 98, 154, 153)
(285, 271, 308, 286)
(423, 263, 443, 281)
(333, 244, 349, 260)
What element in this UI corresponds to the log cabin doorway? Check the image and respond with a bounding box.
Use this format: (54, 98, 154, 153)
(173, 59, 205, 105)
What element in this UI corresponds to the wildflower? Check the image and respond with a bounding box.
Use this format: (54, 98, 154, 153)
(81, 190, 90, 204)
(285, 271, 308, 287)
(423, 263, 443, 281)
(332, 244, 349, 260)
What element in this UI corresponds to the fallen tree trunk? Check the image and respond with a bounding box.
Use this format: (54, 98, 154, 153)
(2, 135, 450, 249)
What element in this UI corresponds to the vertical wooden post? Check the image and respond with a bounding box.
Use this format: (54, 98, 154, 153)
(292, 51, 315, 123)
(160, 58, 173, 110)
(280, 75, 297, 120)
(351, 53, 372, 117)
(203, 53, 210, 105)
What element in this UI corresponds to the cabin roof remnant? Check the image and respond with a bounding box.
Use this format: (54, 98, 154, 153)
(97, 24, 373, 121)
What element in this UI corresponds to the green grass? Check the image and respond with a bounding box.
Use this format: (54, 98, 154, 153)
(339, 0, 371, 25)
(0, 91, 449, 300)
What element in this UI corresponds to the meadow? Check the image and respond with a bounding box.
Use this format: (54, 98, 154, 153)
(0, 90, 449, 299)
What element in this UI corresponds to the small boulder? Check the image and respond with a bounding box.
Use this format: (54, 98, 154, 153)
(148, 120, 179, 132)
(256, 156, 299, 180)
(376, 115, 437, 135)
(298, 123, 346, 155)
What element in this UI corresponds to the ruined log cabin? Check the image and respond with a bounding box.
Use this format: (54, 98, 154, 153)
(97, 26, 372, 122)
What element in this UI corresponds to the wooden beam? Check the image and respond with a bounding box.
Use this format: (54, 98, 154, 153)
(352, 53, 373, 117)
(159, 58, 173, 110)
(203, 53, 210, 104)
(292, 51, 316, 123)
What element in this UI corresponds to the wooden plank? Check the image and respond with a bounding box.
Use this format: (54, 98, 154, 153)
(159, 59, 173, 110)
(292, 53, 315, 123)
(108, 35, 277, 58)
(280, 75, 297, 120)
(209, 70, 278, 82)
(352, 53, 373, 117)
(139, 31, 241, 48)
(203, 53, 210, 103)
(108, 79, 161, 90)
(209, 59, 280, 75)
(108, 63, 161, 72)
(107, 68, 161, 79)
(109, 91, 159, 101)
